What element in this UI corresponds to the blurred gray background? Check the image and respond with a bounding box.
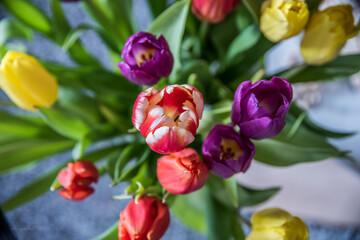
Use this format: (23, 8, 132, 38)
(0, 0, 360, 239)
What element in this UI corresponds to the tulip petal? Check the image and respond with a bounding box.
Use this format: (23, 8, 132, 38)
(58, 187, 94, 201)
(157, 156, 195, 194)
(132, 88, 159, 130)
(270, 76, 293, 102)
(12, 56, 58, 107)
(58, 163, 76, 189)
(147, 200, 170, 240)
(240, 117, 285, 140)
(0, 66, 37, 111)
(73, 161, 99, 182)
(231, 81, 252, 125)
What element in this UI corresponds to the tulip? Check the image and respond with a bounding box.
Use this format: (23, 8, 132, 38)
(132, 84, 204, 154)
(57, 161, 98, 201)
(191, 0, 241, 24)
(260, 0, 309, 43)
(231, 77, 292, 140)
(202, 124, 255, 178)
(246, 208, 309, 240)
(0, 51, 58, 111)
(301, 4, 359, 65)
(118, 197, 170, 240)
(157, 148, 209, 194)
(118, 32, 174, 86)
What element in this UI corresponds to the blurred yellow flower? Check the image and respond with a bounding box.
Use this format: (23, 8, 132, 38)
(0, 51, 58, 111)
(260, 0, 309, 43)
(246, 208, 309, 240)
(301, 4, 359, 65)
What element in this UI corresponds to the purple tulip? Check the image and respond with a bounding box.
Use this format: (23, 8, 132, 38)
(202, 124, 255, 178)
(118, 32, 174, 86)
(231, 76, 293, 140)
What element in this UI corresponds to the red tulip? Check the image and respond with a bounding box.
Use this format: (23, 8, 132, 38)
(132, 85, 204, 154)
(157, 148, 209, 194)
(192, 0, 241, 23)
(118, 197, 170, 240)
(57, 161, 98, 201)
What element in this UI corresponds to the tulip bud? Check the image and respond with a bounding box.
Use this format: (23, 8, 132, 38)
(246, 208, 309, 240)
(118, 32, 174, 86)
(118, 197, 170, 240)
(191, 0, 241, 24)
(57, 161, 98, 201)
(202, 125, 255, 178)
(132, 84, 204, 154)
(301, 4, 359, 65)
(0, 51, 58, 111)
(157, 148, 209, 194)
(231, 77, 292, 140)
(260, 0, 309, 43)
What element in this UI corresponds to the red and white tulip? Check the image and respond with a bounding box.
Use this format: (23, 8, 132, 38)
(132, 85, 204, 154)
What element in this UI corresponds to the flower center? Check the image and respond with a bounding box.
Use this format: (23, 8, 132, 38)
(219, 138, 243, 161)
(134, 48, 156, 67)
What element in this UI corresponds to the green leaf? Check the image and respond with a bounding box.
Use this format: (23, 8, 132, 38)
(205, 187, 232, 240)
(72, 137, 91, 160)
(39, 107, 91, 141)
(211, 14, 239, 58)
(0, 139, 73, 174)
(62, 25, 93, 50)
(115, 148, 151, 183)
(0, 19, 32, 46)
(104, 0, 137, 39)
(148, 0, 190, 82)
(242, 0, 261, 23)
(57, 87, 102, 125)
(254, 139, 339, 166)
(113, 144, 145, 182)
(106, 150, 122, 181)
(1, 0, 52, 34)
(49, 0, 70, 43)
(224, 24, 261, 66)
(224, 176, 239, 208)
(1, 146, 119, 211)
(230, 213, 245, 240)
(253, 112, 344, 166)
(289, 104, 355, 139)
(147, 0, 167, 18)
(0, 110, 53, 138)
(81, 0, 136, 48)
(206, 174, 236, 209)
(218, 35, 274, 85)
(171, 187, 207, 233)
(235, 5, 253, 31)
(277, 54, 360, 83)
(67, 41, 102, 67)
(92, 221, 119, 240)
(237, 184, 280, 207)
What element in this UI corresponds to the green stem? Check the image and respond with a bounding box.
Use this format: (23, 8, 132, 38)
(199, 22, 209, 49)
(286, 112, 307, 140)
(210, 106, 232, 115)
(162, 191, 171, 204)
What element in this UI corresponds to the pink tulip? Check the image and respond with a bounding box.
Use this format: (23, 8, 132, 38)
(132, 85, 204, 154)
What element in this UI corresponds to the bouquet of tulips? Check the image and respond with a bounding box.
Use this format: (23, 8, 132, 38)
(0, 0, 359, 239)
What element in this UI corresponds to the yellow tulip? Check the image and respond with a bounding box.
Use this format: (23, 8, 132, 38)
(301, 4, 359, 65)
(0, 51, 58, 111)
(246, 208, 309, 240)
(260, 0, 309, 43)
